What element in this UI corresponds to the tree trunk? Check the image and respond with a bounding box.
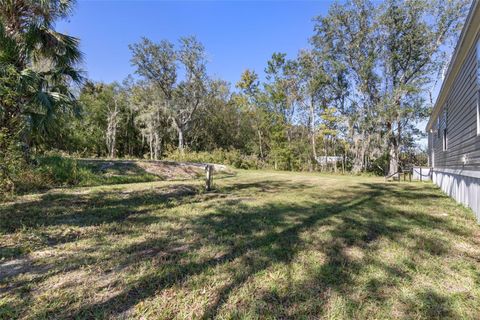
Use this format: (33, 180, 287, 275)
(110, 128, 116, 158)
(178, 128, 184, 153)
(21, 125, 32, 163)
(149, 133, 154, 160)
(387, 120, 400, 176)
(388, 143, 399, 176)
(388, 124, 401, 176)
(205, 165, 213, 191)
(154, 132, 161, 160)
(333, 140, 337, 173)
(106, 99, 119, 159)
(309, 100, 317, 165)
(352, 158, 363, 173)
(257, 129, 264, 159)
(323, 137, 328, 172)
(352, 130, 370, 174)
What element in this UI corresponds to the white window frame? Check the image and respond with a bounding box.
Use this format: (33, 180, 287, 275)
(477, 90, 480, 136)
(429, 129, 435, 167)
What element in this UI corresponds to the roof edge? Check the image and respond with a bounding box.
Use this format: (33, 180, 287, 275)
(426, 0, 480, 132)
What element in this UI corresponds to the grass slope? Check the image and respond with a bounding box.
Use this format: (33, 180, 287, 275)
(35, 157, 213, 188)
(15, 156, 227, 197)
(1, 170, 480, 319)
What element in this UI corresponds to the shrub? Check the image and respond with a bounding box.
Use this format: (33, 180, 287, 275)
(0, 129, 24, 198)
(36, 156, 78, 185)
(35, 156, 80, 186)
(0, 130, 55, 199)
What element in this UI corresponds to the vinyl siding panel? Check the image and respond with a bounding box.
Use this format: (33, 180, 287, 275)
(428, 34, 480, 171)
(425, 2, 480, 221)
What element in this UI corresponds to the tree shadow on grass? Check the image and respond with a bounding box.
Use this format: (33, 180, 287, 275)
(69, 182, 457, 319)
(0, 184, 199, 235)
(1, 178, 477, 319)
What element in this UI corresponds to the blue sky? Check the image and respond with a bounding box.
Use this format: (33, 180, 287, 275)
(58, 0, 335, 85)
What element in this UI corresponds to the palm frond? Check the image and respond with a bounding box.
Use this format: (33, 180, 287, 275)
(0, 20, 21, 65)
(0, 0, 81, 144)
(44, 64, 85, 84)
(25, 25, 83, 67)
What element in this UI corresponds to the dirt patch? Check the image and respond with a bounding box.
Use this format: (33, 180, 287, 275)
(81, 159, 232, 180)
(0, 256, 51, 283)
(137, 161, 204, 179)
(137, 160, 232, 179)
(343, 246, 365, 262)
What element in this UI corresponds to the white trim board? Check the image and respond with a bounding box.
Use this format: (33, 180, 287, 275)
(433, 167, 480, 179)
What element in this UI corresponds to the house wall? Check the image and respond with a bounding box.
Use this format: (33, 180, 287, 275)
(427, 34, 480, 221)
(428, 36, 480, 170)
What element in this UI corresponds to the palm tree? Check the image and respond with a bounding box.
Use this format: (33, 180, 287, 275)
(0, 0, 83, 151)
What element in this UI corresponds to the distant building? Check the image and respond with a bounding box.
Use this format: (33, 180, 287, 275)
(315, 156, 343, 165)
(426, 0, 480, 221)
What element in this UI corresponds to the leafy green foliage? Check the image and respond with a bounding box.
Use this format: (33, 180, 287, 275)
(0, 0, 83, 135)
(312, 0, 469, 174)
(0, 0, 84, 198)
(0, 128, 24, 198)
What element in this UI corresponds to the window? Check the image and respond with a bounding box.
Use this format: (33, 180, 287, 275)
(429, 130, 435, 167)
(441, 104, 448, 151)
(437, 117, 441, 139)
(443, 128, 448, 151)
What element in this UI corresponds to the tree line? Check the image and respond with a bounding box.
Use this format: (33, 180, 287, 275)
(0, 0, 470, 191)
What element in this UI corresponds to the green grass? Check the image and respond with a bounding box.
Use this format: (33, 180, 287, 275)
(34, 156, 162, 188)
(13, 156, 214, 196)
(1, 169, 480, 319)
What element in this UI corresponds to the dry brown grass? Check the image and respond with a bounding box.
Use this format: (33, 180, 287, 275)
(1, 170, 479, 319)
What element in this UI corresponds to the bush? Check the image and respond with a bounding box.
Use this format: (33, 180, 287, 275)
(14, 168, 53, 195)
(0, 130, 56, 199)
(36, 156, 80, 185)
(0, 129, 24, 198)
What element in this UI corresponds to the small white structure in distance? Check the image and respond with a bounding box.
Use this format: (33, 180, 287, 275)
(315, 156, 343, 165)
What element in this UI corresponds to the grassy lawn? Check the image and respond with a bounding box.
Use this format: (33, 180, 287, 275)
(1, 170, 480, 319)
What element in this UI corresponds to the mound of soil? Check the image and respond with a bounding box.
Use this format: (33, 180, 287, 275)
(81, 159, 231, 180)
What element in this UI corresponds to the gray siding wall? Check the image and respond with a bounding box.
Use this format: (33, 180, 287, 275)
(427, 35, 480, 221)
(428, 36, 480, 169)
